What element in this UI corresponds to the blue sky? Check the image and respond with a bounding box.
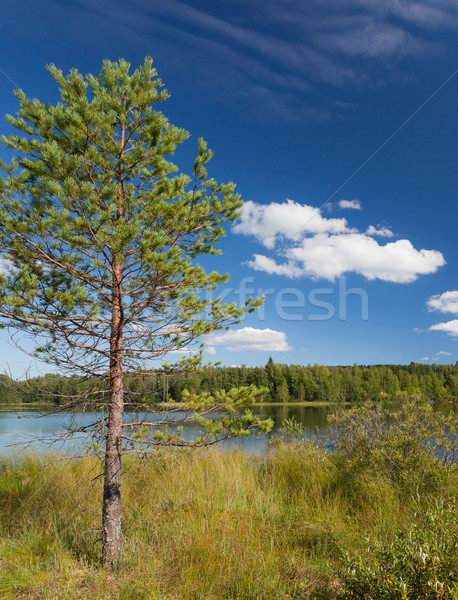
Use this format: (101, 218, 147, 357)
(0, 0, 457, 375)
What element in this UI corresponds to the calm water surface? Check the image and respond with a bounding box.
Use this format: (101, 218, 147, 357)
(0, 403, 333, 456)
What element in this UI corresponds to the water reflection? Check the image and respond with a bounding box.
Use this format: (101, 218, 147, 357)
(0, 403, 334, 456)
(256, 403, 331, 431)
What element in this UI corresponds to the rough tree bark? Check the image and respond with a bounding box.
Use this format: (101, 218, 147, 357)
(102, 258, 124, 567)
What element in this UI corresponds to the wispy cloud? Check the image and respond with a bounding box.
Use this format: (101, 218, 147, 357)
(347, 0, 458, 29)
(47, 0, 458, 121)
(314, 20, 421, 59)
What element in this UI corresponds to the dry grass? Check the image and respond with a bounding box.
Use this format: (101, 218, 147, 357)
(0, 444, 455, 599)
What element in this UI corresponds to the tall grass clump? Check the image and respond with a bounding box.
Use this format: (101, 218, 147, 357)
(0, 401, 456, 599)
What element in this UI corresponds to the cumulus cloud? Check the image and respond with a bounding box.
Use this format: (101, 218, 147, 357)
(236, 200, 445, 283)
(338, 199, 361, 210)
(429, 320, 458, 337)
(366, 225, 394, 238)
(437, 350, 452, 356)
(245, 254, 304, 278)
(287, 235, 444, 282)
(427, 290, 458, 314)
(233, 200, 353, 249)
(208, 327, 291, 352)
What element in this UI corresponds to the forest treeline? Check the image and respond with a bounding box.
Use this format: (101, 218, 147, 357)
(0, 359, 457, 405)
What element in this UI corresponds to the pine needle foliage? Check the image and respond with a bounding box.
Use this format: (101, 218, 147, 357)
(0, 58, 268, 565)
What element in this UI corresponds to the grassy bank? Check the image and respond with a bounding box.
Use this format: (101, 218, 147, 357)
(0, 402, 54, 412)
(0, 439, 457, 599)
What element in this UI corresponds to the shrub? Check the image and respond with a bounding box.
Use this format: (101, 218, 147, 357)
(338, 500, 458, 599)
(328, 400, 458, 493)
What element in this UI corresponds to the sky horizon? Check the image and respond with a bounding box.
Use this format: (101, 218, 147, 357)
(0, 0, 457, 377)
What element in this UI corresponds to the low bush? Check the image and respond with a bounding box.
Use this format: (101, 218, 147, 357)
(329, 400, 458, 493)
(339, 500, 458, 600)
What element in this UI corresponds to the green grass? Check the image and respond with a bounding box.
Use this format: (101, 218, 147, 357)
(0, 444, 456, 600)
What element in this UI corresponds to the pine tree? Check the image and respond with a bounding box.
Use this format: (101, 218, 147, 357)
(0, 58, 270, 566)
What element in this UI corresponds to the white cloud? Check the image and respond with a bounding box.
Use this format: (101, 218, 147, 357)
(319, 21, 421, 59)
(338, 199, 361, 210)
(421, 357, 430, 361)
(245, 254, 303, 278)
(365, 0, 458, 29)
(206, 346, 217, 355)
(366, 225, 394, 238)
(427, 290, 458, 314)
(44, 0, 458, 125)
(233, 199, 352, 249)
(208, 327, 291, 352)
(429, 320, 458, 338)
(437, 351, 452, 356)
(0, 259, 13, 273)
(246, 233, 445, 283)
(236, 200, 445, 283)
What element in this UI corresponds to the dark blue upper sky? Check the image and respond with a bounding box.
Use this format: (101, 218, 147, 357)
(0, 0, 457, 375)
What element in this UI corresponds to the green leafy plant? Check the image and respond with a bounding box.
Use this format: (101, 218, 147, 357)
(329, 400, 458, 492)
(339, 500, 458, 600)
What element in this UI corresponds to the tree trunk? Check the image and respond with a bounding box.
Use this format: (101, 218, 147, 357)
(102, 259, 124, 567)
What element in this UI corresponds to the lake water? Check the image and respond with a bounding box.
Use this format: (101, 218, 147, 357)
(0, 403, 333, 456)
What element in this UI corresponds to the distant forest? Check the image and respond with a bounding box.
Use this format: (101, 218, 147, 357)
(0, 359, 457, 405)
